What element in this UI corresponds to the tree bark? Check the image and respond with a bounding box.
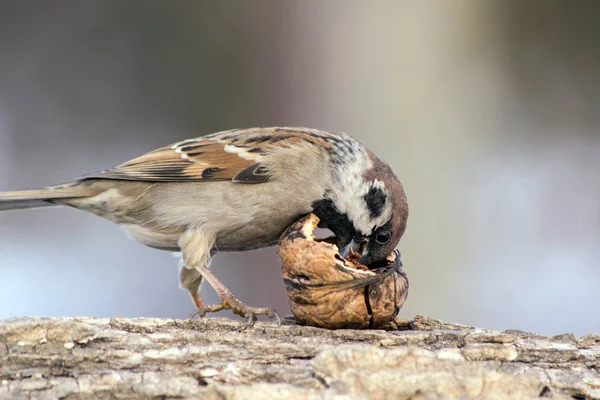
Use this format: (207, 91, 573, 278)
(0, 315, 598, 399)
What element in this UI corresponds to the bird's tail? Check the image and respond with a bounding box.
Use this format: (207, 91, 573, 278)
(0, 184, 91, 212)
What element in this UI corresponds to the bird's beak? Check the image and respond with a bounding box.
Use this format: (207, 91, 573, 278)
(340, 238, 369, 264)
(357, 249, 370, 265)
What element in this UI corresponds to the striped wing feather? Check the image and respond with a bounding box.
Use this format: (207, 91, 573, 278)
(82, 127, 338, 183)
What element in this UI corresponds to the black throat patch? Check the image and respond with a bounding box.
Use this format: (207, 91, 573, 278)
(311, 198, 356, 248)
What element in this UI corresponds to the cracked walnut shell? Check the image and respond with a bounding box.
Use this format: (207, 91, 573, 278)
(278, 213, 409, 329)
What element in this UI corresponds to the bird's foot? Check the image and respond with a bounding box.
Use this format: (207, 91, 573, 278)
(185, 264, 280, 326)
(189, 296, 280, 327)
(221, 293, 280, 327)
(190, 302, 225, 319)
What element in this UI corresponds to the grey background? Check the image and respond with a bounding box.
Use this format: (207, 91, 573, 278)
(1, 1, 599, 336)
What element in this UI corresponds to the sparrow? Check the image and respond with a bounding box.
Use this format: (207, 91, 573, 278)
(0, 127, 409, 322)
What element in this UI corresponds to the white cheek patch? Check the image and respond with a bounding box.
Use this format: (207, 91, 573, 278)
(343, 182, 392, 235)
(370, 179, 386, 191)
(327, 144, 393, 236)
(364, 180, 393, 228)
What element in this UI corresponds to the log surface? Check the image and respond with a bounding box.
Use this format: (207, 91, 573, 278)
(0, 315, 598, 399)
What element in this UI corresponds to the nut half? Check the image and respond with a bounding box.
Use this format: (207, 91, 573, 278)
(278, 213, 409, 329)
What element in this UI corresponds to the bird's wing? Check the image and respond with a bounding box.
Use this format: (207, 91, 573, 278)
(80, 127, 338, 184)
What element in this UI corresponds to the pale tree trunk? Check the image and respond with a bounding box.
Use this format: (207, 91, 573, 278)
(0, 315, 598, 399)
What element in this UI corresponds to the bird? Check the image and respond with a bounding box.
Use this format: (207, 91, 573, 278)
(0, 127, 409, 323)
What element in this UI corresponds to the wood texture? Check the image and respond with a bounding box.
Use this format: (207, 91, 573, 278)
(1, 315, 598, 399)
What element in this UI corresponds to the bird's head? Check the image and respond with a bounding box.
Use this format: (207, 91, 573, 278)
(312, 148, 408, 267)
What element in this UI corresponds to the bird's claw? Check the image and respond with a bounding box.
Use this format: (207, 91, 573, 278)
(189, 296, 280, 327)
(189, 303, 225, 319)
(222, 295, 279, 327)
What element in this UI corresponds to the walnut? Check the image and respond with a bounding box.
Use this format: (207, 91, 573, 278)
(278, 213, 409, 329)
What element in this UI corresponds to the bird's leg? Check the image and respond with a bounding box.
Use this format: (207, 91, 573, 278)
(193, 263, 280, 325)
(179, 265, 215, 317)
(179, 229, 279, 325)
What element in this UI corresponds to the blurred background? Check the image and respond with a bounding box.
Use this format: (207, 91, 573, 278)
(0, 1, 599, 336)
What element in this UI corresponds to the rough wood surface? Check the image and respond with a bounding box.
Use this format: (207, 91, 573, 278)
(0, 315, 598, 399)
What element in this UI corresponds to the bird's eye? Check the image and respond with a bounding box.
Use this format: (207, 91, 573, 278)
(375, 231, 392, 244)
